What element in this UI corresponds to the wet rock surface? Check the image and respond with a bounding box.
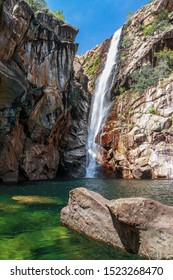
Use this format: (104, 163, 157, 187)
(0, 0, 89, 181)
(61, 187, 173, 259)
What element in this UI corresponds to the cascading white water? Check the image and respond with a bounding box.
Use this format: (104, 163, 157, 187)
(86, 28, 122, 177)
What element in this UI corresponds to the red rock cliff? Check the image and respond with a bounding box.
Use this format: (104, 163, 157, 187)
(83, 0, 173, 179)
(0, 0, 89, 182)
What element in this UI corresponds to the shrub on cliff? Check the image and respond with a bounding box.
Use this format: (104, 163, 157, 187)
(25, 0, 65, 20)
(49, 10, 65, 21)
(148, 106, 156, 114)
(131, 49, 173, 92)
(25, 0, 48, 12)
(86, 56, 99, 76)
(155, 49, 173, 68)
(121, 35, 133, 49)
(143, 8, 170, 36)
(131, 65, 158, 92)
(126, 10, 134, 20)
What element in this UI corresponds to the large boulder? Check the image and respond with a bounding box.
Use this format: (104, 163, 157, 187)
(61, 187, 123, 247)
(61, 187, 173, 259)
(108, 197, 173, 259)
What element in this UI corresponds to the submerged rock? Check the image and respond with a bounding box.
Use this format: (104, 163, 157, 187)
(61, 187, 173, 259)
(12, 195, 57, 204)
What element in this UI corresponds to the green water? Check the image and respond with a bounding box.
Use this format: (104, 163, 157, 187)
(0, 178, 173, 260)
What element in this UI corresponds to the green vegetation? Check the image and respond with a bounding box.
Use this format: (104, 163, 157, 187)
(126, 10, 134, 20)
(118, 86, 126, 95)
(120, 52, 126, 61)
(131, 49, 173, 92)
(155, 49, 173, 67)
(83, 54, 92, 68)
(143, 9, 170, 36)
(131, 65, 157, 92)
(25, 0, 65, 20)
(49, 10, 65, 21)
(25, 0, 48, 12)
(86, 56, 99, 76)
(121, 35, 133, 49)
(129, 109, 139, 115)
(137, 24, 144, 32)
(148, 106, 156, 114)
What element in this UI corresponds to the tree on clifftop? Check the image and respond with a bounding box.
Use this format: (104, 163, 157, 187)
(49, 10, 65, 21)
(25, 0, 65, 20)
(26, 0, 48, 12)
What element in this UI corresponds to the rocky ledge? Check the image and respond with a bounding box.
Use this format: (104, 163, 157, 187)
(61, 187, 173, 259)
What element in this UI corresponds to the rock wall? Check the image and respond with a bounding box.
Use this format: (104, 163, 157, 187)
(0, 0, 89, 182)
(101, 79, 173, 179)
(84, 0, 173, 179)
(61, 187, 173, 259)
(76, 38, 111, 93)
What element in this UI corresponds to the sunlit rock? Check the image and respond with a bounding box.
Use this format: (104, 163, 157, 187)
(61, 187, 173, 259)
(0, 0, 88, 181)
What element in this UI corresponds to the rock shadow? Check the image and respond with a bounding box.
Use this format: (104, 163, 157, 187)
(108, 209, 141, 254)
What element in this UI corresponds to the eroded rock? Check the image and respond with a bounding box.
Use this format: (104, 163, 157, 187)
(0, 0, 89, 181)
(61, 187, 173, 259)
(60, 187, 123, 248)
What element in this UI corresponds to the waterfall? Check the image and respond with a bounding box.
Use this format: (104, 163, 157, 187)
(86, 27, 122, 178)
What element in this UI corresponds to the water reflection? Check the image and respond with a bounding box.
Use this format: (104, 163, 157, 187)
(0, 178, 172, 260)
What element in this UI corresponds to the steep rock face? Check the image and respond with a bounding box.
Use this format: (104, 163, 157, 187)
(58, 78, 88, 178)
(76, 38, 111, 93)
(61, 187, 173, 259)
(85, 0, 173, 179)
(101, 79, 173, 179)
(0, 0, 88, 182)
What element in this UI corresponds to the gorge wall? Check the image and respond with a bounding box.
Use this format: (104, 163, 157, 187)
(1, 0, 173, 182)
(81, 0, 173, 179)
(0, 0, 89, 182)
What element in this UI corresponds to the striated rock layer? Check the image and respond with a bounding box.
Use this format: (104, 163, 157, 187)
(83, 0, 173, 179)
(61, 187, 173, 259)
(0, 0, 89, 182)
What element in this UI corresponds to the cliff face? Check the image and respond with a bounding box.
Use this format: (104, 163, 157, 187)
(76, 38, 111, 93)
(0, 0, 88, 182)
(84, 0, 173, 179)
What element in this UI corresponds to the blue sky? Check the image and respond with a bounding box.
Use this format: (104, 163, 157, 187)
(47, 0, 150, 54)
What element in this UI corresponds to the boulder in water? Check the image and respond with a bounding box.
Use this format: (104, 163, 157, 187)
(61, 187, 173, 259)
